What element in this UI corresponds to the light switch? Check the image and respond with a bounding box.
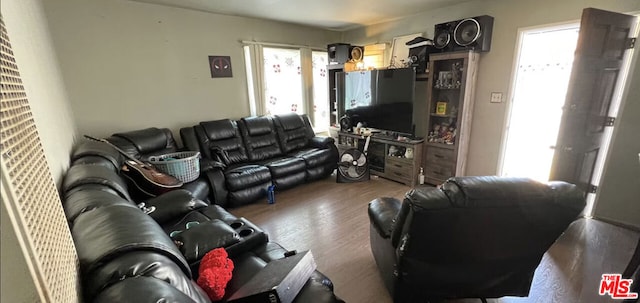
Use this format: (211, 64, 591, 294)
(490, 92, 503, 103)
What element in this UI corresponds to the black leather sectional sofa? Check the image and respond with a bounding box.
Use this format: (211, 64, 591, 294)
(63, 137, 343, 302)
(180, 113, 339, 208)
(98, 113, 338, 208)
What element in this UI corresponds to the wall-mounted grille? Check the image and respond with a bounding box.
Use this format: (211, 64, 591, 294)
(1, 15, 80, 302)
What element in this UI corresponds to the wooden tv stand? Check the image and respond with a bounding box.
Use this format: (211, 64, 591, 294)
(336, 132, 424, 187)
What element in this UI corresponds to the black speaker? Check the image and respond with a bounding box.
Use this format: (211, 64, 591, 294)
(328, 43, 351, 64)
(433, 21, 457, 52)
(434, 15, 494, 53)
(408, 45, 438, 74)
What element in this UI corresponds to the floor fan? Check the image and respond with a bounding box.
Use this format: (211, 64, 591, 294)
(337, 135, 371, 183)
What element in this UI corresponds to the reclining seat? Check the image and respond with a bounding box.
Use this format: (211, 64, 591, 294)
(238, 116, 307, 191)
(105, 127, 211, 202)
(273, 113, 338, 181)
(368, 176, 586, 302)
(195, 119, 272, 208)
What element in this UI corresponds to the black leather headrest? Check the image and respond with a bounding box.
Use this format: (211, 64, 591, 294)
(72, 141, 123, 170)
(62, 164, 131, 201)
(242, 116, 273, 136)
(275, 113, 305, 131)
(200, 119, 236, 141)
(441, 176, 553, 207)
(112, 128, 169, 154)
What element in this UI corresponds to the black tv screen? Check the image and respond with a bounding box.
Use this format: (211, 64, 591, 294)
(341, 68, 416, 135)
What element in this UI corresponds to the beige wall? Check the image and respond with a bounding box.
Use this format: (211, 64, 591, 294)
(2, 0, 78, 301)
(3, 0, 77, 183)
(343, 0, 640, 227)
(42, 0, 341, 139)
(593, 46, 640, 229)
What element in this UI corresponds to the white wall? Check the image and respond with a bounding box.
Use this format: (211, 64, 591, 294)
(42, 0, 341, 139)
(1, 0, 78, 301)
(2, 0, 77, 183)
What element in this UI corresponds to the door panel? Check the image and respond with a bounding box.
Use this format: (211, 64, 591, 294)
(549, 8, 637, 194)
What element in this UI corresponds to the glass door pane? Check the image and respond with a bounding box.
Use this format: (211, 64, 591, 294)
(263, 47, 303, 115)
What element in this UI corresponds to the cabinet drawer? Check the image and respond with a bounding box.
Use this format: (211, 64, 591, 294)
(424, 163, 453, 181)
(385, 167, 413, 185)
(426, 147, 455, 164)
(386, 157, 412, 170)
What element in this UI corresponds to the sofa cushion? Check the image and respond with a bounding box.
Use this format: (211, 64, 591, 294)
(239, 116, 283, 161)
(113, 127, 177, 155)
(225, 165, 271, 191)
(171, 219, 241, 263)
(72, 141, 123, 172)
(64, 189, 137, 223)
(145, 190, 208, 225)
(199, 120, 249, 165)
(265, 157, 306, 177)
(87, 251, 210, 303)
(93, 276, 207, 303)
(63, 164, 131, 202)
(72, 204, 191, 278)
(273, 113, 314, 153)
(290, 148, 334, 168)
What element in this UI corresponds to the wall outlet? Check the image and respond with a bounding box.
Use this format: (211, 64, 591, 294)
(490, 92, 503, 103)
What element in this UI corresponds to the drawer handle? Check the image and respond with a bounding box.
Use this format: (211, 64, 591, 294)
(394, 172, 404, 176)
(394, 164, 402, 168)
(434, 154, 445, 158)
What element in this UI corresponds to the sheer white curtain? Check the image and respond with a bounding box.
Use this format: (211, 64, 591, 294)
(243, 42, 330, 132)
(312, 51, 328, 132)
(263, 47, 304, 115)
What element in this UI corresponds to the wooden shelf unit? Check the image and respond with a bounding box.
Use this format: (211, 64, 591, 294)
(337, 132, 424, 187)
(422, 51, 479, 185)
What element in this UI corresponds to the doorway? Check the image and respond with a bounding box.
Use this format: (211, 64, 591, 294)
(499, 23, 579, 181)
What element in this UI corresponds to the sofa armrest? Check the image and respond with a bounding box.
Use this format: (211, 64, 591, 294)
(202, 168, 228, 208)
(309, 136, 335, 149)
(368, 197, 402, 239)
(145, 189, 208, 224)
(199, 158, 226, 172)
(179, 126, 202, 154)
(171, 219, 241, 263)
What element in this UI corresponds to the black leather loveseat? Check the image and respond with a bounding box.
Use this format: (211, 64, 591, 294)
(182, 113, 338, 208)
(63, 139, 344, 302)
(367, 176, 586, 302)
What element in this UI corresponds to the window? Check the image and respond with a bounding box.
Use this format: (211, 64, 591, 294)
(312, 51, 328, 132)
(244, 44, 329, 132)
(263, 47, 303, 115)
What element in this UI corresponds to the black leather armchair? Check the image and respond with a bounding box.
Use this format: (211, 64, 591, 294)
(368, 176, 586, 302)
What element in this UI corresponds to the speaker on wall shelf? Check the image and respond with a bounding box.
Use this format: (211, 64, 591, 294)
(433, 15, 494, 53)
(328, 43, 351, 64)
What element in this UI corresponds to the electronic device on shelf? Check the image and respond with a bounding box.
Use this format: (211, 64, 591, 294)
(336, 67, 416, 137)
(433, 15, 494, 52)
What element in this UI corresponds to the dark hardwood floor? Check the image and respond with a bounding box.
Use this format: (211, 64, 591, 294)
(229, 174, 640, 303)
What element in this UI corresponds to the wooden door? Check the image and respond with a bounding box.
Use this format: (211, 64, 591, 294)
(549, 8, 637, 194)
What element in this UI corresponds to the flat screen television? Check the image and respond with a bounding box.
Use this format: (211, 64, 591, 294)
(338, 67, 416, 136)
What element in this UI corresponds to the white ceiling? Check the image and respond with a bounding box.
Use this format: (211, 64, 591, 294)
(130, 0, 474, 31)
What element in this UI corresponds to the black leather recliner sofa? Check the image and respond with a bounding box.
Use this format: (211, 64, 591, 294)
(182, 113, 338, 208)
(63, 140, 344, 302)
(368, 176, 586, 302)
